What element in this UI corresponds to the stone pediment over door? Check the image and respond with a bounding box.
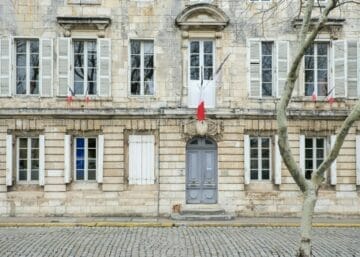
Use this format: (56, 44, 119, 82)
(175, 4, 230, 31)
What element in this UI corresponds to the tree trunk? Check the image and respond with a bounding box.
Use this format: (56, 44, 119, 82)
(298, 188, 317, 257)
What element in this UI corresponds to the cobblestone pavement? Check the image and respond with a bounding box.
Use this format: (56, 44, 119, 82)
(0, 227, 358, 257)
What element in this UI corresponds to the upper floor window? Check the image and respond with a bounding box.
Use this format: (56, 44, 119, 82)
(74, 137, 97, 181)
(304, 43, 329, 97)
(130, 40, 154, 96)
(16, 39, 40, 95)
(17, 137, 39, 182)
(73, 40, 97, 96)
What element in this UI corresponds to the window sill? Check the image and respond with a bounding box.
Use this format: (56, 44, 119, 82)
(57, 96, 113, 101)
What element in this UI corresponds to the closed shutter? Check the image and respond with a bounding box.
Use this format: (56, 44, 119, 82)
(39, 135, 45, 186)
(129, 135, 143, 184)
(57, 38, 71, 96)
(6, 134, 13, 186)
(40, 38, 53, 97)
(244, 134, 250, 185)
(356, 135, 360, 185)
(0, 37, 11, 96)
(141, 135, 155, 184)
(249, 40, 261, 97)
(330, 135, 337, 185)
(276, 41, 289, 98)
(97, 134, 104, 183)
(299, 135, 305, 176)
(98, 38, 111, 97)
(332, 40, 346, 97)
(347, 41, 358, 97)
(274, 135, 282, 185)
(64, 135, 72, 184)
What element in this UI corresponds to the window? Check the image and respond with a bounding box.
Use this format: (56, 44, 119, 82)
(250, 137, 271, 180)
(17, 137, 39, 182)
(16, 39, 40, 95)
(304, 43, 329, 97)
(304, 137, 325, 179)
(130, 40, 154, 95)
(73, 40, 97, 96)
(74, 137, 97, 181)
(128, 135, 155, 184)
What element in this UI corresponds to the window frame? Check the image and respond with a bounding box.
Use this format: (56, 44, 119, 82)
(16, 137, 40, 184)
(249, 136, 272, 181)
(14, 38, 40, 96)
(304, 41, 330, 97)
(72, 39, 98, 96)
(129, 39, 155, 96)
(73, 136, 97, 182)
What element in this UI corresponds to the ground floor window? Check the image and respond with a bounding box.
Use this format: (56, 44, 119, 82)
(74, 137, 97, 181)
(304, 137, 325, 179)
(17, 137, 39, 182)
(250, 137, 271, 181)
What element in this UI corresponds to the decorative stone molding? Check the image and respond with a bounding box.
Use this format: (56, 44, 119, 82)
(57, 16, 111, 37)
(181, 119, 223, 141)
(175, 3, 230, 31)
(292, 18, 345, 39)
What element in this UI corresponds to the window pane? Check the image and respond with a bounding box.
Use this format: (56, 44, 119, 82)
(76, 138, 85, 148)
(262, 159, 269, 169)
(31, 160, 39, 169)
(203, 41, 213, 53)
(76, 160, 84, 170)
(316, 139, 324, 148)
(19, 160, 27, 169)
(251, 170, 258, 180)
(250, 149, 258, 158)
(131, 82, 140, 95)
(305, 44, 314, 55)
(305, 160, 313, 170)
(20, 138, 27, 147)
(30, 40, 39, 53)
(305, 149, 312, 159)
(19, 149, 27, 159)
(87, 41, 97, 53)
(204, 68, 213, 80)
(317, 43, 328, 55)
(19, 170, 27, 181)
(262, 170, 270, 180)
(30, 54, 39, 67)
(88, 138, 96, 148)
(190, 41, 199, 53)
(131, 41, 141, 54)
(190, 55, 199, 67)
(88, 160, 96, 169)
(74, 41, 84, 54)
(31, 138, 39, 148)
(262, 42, 272, 55)
(88, 169, 96, 180)
(76, 149, 84, 159)
(74, 67, 84, 81)
(262, 149, 269, 158)
(305, 56, 314, 69)
(87, 54, 97, 68)
(16, 81, 26, 95)
(31, 170, 39, 180)
(16, 67, 26, 81)
(317, 70, 328, 83)
(261, 138, 269, 147)
(144, 81, 154, 95)
(318, 83, 327, 96)
(250, 160, 258, 169)
(30, 81, 39, 94)
(74, 82, 84, 95)
(305, 170, 312, 180)
(305, 83, 314, 96)
(31, 149, 39, 159)
(77, 170, 84, 180)
(204, 55, 213, 67)
(131, 55, 141, 68)
(144, 69, 154, 81)
(16, 54, 26, 66)
(317, 149, 324, 158)
(88, 149, 96, 159)
(250, 138, 258, 147)
(262, 70, 272, 82)
(144, 42, 154, 54)
(131, 69, 140, 82)
(262, 56, 272, 69)
(88, 68, 97, 81)
(262, 83, 272, 96)
(30, 68, 39, 81)
(74, 54, 84, 67)
(317, 56, 327, 69)
(305, 70, 314, 83)
(16, 40, 26, 53)
(190, 68, 199, 80)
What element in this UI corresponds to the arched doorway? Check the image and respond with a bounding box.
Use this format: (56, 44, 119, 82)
(186, 137, 217, 204)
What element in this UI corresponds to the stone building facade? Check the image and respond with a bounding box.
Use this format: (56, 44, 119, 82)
(0, 0, 359, 217)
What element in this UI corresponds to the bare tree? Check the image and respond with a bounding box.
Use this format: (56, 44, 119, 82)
(276, 0, 360, 256)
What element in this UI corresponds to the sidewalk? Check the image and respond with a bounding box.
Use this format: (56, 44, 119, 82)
(0, 216, 359, 228)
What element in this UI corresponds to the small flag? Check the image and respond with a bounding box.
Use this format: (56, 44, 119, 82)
(197, 101, 205, 121)
(67, 87, 75, 104)
(85, 95, 90, 103)
(311, 91, 317, 102)
(326, 87, 335, 106)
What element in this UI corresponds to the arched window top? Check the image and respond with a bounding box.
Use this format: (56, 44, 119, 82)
(175, 4, 229, 31)
(187, 137, 217, 148)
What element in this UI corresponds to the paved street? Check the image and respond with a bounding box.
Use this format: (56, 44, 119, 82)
(0, 226, 358, 257)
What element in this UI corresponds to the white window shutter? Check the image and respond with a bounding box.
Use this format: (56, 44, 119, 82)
(6, 134, 13, 186)
(274, 135, 282, 185)
(276, 41, 289, 98)
(97, 134, 104, 183)
(40, 38, 53, 97)
(299, 135, 305, 176)
(244, 134, 250, 185)
(356, 135, 360, 185)
(248, 40, 261, 97)
(330, 135, 337, 185)
(57, 37, 71, 96)
(332, 40, 346, 97)
(39, 135, 45, 186)
(0, 37, 11, 96)
(98, 38, 111, 97)
(129, 135, 142, 184)
(347, 41, 358, 97)
(64, 135, 72, 184)
(141, 135, 155, 184)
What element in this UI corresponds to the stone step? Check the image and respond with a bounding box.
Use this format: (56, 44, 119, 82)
(171, 213, 234, 221)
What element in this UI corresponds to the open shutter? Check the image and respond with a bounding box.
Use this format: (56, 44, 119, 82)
(6, 134, 13, 186)
(64, 135, 71, 183)
(249, 40, 261, 97)
(274, 135, 282, 185)
(40, 38, 53, 97)
(98, 38, 111, 97)
(97, 134, 104, 183)
(347, 41, 358, 97)
(129, 135, 142, 184)
(332, 40, 346, 97)
(330, 135, 337, 185)
(0, 37, 11, 96)
(244, 134, 250, 185)
(356, 135, 360, 185)
(299, 135, 305, 176)
(57, 38, 71, 96)
(141, 135, 155, 184)
(39, 135, 45, 186)
(276, 41, 289, 98)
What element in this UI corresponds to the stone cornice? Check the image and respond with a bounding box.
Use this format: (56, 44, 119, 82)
(57, 16, 111, 37)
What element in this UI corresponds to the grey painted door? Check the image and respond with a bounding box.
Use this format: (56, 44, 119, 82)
(186, 138, 217, 204)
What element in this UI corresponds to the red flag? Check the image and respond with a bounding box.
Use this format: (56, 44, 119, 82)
(327, 95, 335, 106)
(85, 95, 90, 103)
(311, 91, 317, 102)
(197, 101, 205, 121)
(67, 95, 73, 104)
